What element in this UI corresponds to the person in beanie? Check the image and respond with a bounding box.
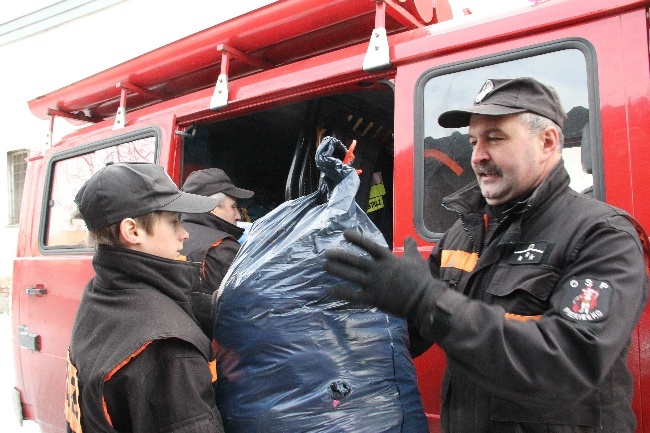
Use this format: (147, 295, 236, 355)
(180, 168, 254, 336)
(65, 162, 225, 433)
(325, 77, 650, 432)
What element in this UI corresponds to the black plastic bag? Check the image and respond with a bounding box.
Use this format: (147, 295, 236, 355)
(213, 137, 428, 432)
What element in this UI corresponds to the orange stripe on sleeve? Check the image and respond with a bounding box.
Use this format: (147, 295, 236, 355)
(209, 359, 217, 383)
(504, 313, 542, 322)
(440, 250, 478, 272)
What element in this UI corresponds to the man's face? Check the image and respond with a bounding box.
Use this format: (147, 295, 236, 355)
(211, 195, 242, 225)
(468, 114, 549, 206)
(137, 212, 188, 260)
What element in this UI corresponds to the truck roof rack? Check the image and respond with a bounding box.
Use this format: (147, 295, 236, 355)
(31, 0, 452, 134)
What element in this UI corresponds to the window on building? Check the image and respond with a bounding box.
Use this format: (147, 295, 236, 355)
(7, 149, 28, 226)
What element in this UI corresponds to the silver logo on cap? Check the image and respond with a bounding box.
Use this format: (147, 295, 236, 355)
(475, 80, 494, 103)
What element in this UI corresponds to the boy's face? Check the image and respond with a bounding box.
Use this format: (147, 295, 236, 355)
(136, 211, 189, 260)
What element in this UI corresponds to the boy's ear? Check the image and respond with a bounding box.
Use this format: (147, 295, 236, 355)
(119, 218, 141, 246)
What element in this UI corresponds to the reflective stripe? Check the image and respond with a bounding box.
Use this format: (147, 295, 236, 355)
(440, 250, 478, 272)
(65, 350, 83, 433)
(504, 313, 541, 322)
(102, 396, 113, 428)
(104, 341, 152, 382)
(101, 341, 153, 426)
(209, 359, 217, 382)
(202, 239, 224, 278)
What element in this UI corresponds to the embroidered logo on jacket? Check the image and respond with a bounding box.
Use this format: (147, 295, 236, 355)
(509, 242, 550, 264)
(561, 278, 611, 322)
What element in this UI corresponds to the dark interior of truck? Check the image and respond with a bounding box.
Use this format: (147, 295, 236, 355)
(181, 81, 395, 247)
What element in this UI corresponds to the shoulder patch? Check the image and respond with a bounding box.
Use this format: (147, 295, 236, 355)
(560, 278, 612, 322)
(509, 242, 551, 265)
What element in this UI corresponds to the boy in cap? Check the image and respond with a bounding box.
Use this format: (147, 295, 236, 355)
(65, 162, 224, 433)
(180, 168, 254, 336)
(325, 77, 649, 432)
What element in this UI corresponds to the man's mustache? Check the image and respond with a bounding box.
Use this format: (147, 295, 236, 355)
(474, 163, 502, 176)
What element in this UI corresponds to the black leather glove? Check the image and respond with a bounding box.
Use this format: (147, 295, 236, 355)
(324, 229, 444, 322)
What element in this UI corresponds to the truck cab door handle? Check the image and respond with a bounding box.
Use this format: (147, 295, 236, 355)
(25, 285, 47, 296)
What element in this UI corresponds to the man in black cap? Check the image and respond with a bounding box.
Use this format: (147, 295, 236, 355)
(180, 168, 254, 336)
(66, 162, 224, 433)
(324, 77, 649, 432)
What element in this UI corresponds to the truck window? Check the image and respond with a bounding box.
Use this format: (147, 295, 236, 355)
(417, 45, 596, 238)
(44, 134, 156, 248)
(181, 83, 395, 248)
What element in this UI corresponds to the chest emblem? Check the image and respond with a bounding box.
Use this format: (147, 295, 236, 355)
(509, 242, 550, 264)
(561, 278, 611, 322)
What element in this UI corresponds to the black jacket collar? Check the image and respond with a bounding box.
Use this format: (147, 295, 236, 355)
(92, 246, 201, 319)
(181, 212, 244, 239)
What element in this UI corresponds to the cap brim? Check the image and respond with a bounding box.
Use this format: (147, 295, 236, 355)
(438, 104, 526, 128)
(223, 186, 254, 199)
(158, 191, 218, 214)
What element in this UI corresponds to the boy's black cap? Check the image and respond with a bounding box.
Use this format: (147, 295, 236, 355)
(182, 168, 254, 199)
(75, 162, 219, 230)
(438, 77, 567, 129)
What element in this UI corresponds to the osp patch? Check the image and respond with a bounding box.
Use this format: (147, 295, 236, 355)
(560, 278, 612, 322)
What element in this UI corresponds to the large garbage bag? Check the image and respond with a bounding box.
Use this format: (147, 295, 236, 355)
(212, 137, 428, 432)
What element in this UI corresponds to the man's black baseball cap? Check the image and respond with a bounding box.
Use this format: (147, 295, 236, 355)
(75, 162, 219, 230)
(182, 168, 254, 199)
(438, 77, 567, 129)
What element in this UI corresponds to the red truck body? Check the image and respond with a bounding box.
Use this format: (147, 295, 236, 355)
(12, 0, 650, 431)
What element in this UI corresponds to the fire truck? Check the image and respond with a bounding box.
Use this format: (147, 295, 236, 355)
(11, 0, 650, 431)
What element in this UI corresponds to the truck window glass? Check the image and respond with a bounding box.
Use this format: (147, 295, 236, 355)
(45, 136, 156, 247)
(421, 48, 591, 235)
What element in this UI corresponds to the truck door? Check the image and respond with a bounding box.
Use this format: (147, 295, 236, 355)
(15, 129, 158, 431)
(391, 6, 650, 431)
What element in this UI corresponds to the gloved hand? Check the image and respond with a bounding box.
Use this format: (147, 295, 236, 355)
(324, 229, 444, 322)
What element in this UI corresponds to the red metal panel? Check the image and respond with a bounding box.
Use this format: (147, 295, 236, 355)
(392, 5, 650, 430)
(618, 9, 650, 431)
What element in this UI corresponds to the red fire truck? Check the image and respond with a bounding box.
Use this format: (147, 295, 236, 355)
(11, 0, 650, 431)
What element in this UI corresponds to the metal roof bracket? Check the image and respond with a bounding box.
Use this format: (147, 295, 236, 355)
(113, 81, 168, 130)
(113, 86, 128, 130)
(363, 0, 424, 72)
(46, 114, 54, 147)
(210, 44, 274, 111)
(45, 109, 102, 147)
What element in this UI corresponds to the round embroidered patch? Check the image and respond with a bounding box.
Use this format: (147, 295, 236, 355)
(560, 278, 611, 322)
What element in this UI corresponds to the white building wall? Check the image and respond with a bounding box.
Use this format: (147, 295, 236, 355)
(0, 0, 276, 280)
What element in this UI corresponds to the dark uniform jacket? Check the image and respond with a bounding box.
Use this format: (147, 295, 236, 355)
(414, 162, 649, 433)
(181, 212, 243, 336)
(65, 246, 224, 433)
